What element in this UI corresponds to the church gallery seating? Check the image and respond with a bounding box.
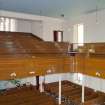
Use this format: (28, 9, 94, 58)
(0, 31, 105, 105)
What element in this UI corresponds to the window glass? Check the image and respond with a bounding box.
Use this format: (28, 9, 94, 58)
(73, 24, 84, 46)
(0, 17, 16, 32)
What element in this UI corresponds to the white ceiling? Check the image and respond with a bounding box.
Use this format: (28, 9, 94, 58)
(0, 0, 105, 19)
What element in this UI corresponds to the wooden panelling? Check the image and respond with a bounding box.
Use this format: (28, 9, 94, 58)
(0, 56, 72, 80)
(84, 57, 105, 78)
(0, 58, 35, 80)
(0, 31, 71, 80)
(63, 57, 72, 72)
(75, 54, 85, 74)
(1, 31, 105, 80)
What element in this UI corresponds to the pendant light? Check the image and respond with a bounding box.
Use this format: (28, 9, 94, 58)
(96, 0, 99, 24)
(60, 14, 65, 31)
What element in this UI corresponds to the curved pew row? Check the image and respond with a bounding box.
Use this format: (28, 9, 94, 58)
(1, 32, 105, 105)
(44, 81, 105, 105)
(76, 43, 105, 79)
(0, 31, 69, 55)
(0, 56, 73, 80)
(0, 85, 57, 105)
(1, 31, 105, 80)
(0, 31, 72, 80)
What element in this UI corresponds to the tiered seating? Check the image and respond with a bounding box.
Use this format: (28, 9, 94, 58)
(0, 85, 57, 105)
(45, 81, 105, 105)
(1, 31, 105, 105)
(72, 43, 105, 79)
(1, 32, 105, 79)
(0, 31, 71, 79)
(78, 43, 105, 58)
(0, 31, 69, 57)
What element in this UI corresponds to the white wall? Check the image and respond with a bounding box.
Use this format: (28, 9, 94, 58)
(16, 19, 64, 41)
(15, 18, 64, 41)
(67, 9, 105, 43)
(31, 21, 43, 39)
(14, 19, 43, 39)
(43, 20, 63, 41)
(0, 10, 66, 41)
(0, 73, 68, 90)
(2, 9, 105, 42)
(63, 21, 73, 42)
(1, 73, 105, 93)
(68, 73, 105, 93)
(0, 76, 36, 90)
(16, 19, 32, 33)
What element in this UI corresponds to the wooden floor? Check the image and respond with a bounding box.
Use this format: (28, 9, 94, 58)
(0, 85, 57, 105)
(45, 81, 105, 105)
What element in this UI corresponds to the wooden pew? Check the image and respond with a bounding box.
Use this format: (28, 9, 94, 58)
(45, 81, 105, 105)
(0, 85, 56, 105)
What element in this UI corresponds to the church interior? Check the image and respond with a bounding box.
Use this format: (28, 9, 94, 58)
(0, 0, 105, 105)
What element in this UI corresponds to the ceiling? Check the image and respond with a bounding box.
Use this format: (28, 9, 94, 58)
(0, 0, 105, 19)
